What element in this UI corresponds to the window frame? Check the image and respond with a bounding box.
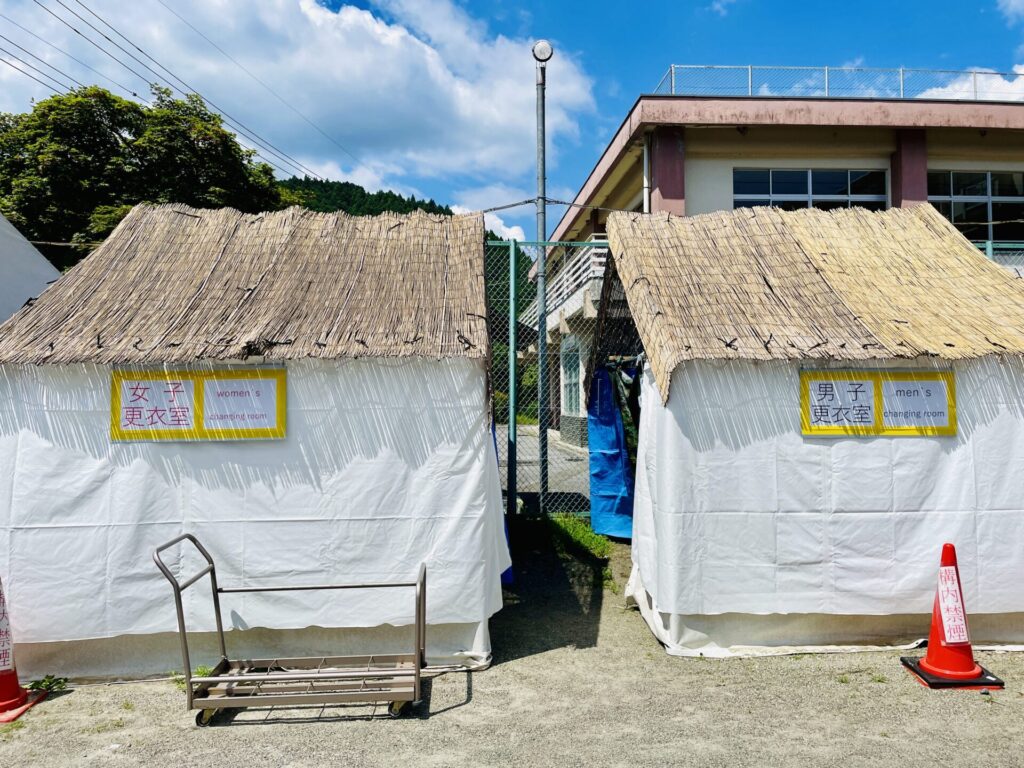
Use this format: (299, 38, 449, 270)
(927, 170, 1024, 243)
(560, 338, 582, 417)
(732, 168, 889, 211)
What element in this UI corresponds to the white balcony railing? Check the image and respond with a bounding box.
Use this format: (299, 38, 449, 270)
(520, 239, 608, 328)
(654, 65, 1024, 102)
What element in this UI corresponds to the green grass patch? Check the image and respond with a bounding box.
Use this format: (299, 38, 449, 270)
(0, 721, 25, 741)
(27, 674, 68, 692)
(550, 513, 612, 560)
(87, 718, 125, 734)
(602, 566, 620, 594)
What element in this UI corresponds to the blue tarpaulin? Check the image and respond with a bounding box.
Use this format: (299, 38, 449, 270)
(587, 367, 634, 539)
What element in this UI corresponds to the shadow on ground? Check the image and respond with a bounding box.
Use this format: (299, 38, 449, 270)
(489, 517, 605, 664)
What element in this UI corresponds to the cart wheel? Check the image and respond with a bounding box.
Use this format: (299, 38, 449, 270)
(195, 709, 217, 727)
(387, 701, 409, 719)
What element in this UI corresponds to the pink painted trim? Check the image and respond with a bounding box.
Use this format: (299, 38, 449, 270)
(551, 96, 1024, 241)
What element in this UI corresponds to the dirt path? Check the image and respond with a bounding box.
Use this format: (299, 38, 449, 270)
(2, 522, 1022, 768)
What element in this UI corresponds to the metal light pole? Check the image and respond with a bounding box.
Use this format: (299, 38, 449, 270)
(533, 39, 552, 516)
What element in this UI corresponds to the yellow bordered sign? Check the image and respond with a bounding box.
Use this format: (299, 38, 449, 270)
(800, 370, 956, 437)
(111, 369, 286, 441)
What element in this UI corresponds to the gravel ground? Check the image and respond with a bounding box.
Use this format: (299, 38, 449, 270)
(2, 520, 1023, 768)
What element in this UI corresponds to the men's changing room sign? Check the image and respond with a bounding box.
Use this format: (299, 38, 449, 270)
(800, 370, 956, 437)
(111, 369, 286, 441)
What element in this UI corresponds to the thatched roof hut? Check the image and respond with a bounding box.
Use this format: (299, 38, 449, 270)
(599, 204, 1024, 657)
(0, 204, 508, 679)
(605, 203, 1024, 402)
(0, 203, 488, 365)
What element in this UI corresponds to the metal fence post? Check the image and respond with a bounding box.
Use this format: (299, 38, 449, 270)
(899, 67, 905, 98)
(748, 65, 753, 96)
(670, 64, 676, 95)
(507, 239, 517, 518)
(973, 71, 978, 99)
(824, 66, 829, 96)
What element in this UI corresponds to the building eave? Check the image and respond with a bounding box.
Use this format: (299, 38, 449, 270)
(550, 95, 1024, 243)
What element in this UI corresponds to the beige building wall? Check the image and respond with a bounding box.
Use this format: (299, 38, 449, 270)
(679, 126, 1024, 217)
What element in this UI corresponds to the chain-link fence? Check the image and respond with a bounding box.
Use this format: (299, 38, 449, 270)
(485, 239, 611, 520)
(654, 65, 1024, 101)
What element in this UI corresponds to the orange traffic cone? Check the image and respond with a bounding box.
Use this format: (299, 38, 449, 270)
(0, 577, 46, 722)
(901, 543, 1004, 689)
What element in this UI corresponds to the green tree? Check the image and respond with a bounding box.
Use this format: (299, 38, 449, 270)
(278, 177, 452, 217)
(0, 86, 280, 268)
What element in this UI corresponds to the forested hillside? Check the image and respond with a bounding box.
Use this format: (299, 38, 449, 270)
(279, 177, 451, 217)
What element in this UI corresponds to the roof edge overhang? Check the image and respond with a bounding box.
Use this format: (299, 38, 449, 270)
(550, 94, 1024, 242)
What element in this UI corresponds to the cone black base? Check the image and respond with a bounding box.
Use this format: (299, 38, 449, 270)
(900, 656, 1004, 689)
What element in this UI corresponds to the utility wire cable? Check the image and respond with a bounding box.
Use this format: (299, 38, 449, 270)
(31, 0, 313, 178)
(0, 53, 62, 93)
(31, 0, 155, 92)
(32, 0, 310, 178)
(0, 44, 72, 91)
(0, 31, 84, 88)
(69, 0, 326, 180)
(0, 11, 144, 99)
(151, 0, 360, 165)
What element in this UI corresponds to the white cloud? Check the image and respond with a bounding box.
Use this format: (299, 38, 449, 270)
(454, 183, 533, 212)
(708, 0, 738, 16)
(451, 205, 526, 241)
(999, 0, 1024, 21)
(0, 0, 594, 191)
(917, 66, 1024, 100)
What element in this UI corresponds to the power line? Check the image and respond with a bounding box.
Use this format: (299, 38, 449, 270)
(0, 31, 84, 88)
(0, 44, 72, 92)
(0, 11, 145, 99)
(151, 0, 361, 165)
(68, 0, 326, 180)
(30, 0, 315, 179)
(31, 0, 155, 92)
(0, 53, 62, 94)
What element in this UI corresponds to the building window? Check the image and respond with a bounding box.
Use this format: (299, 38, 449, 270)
(561, 341, 581, 416)
(927, 171, 1024, 242)
(733, 169, 888, 211)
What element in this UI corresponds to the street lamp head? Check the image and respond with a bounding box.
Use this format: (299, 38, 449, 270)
(532, 39, 553, 63)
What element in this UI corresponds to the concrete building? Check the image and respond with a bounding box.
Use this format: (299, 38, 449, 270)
(538, 65, 1024, 445)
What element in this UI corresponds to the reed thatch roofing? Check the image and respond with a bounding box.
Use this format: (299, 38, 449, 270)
(606, 203, 1024, 401)
(0, 204, 489, 365)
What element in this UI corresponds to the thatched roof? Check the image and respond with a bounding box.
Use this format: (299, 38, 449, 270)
(0, 204, 489, 365)
(606, 204, 1024, 401)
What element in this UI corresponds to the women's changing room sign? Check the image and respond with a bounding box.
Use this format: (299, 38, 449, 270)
(800, 370, 956, 437)
(111, 369, 286, 441)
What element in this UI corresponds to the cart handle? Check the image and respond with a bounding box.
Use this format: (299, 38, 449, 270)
(153, 533, 217, 593)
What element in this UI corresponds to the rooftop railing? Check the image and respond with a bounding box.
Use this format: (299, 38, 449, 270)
(654, 65, 1024, 101)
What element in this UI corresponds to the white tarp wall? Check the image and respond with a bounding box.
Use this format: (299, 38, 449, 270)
(627, 357, 1024, 656)
(0, 357, 510, 676)
(0, 215, 59, 322)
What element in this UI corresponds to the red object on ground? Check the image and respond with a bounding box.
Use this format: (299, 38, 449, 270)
(901, 543, 1004, 689)
(0, 577, 46, 722)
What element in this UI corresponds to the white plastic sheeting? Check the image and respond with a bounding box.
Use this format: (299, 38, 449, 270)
(0, 214, 59, 322)
(628, 358, 1024, 656)
(0, 358, 510, 672)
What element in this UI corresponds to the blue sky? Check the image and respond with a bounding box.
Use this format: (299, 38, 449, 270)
(2, 0, 1024, 238)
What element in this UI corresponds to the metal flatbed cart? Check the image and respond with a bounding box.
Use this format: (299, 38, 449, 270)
(154, 534, 426, 726)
